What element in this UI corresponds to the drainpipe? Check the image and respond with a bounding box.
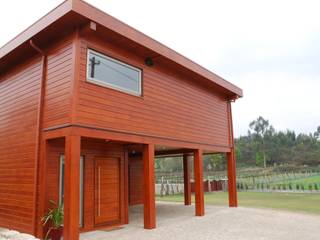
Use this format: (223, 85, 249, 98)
(29, 39, 46, 236)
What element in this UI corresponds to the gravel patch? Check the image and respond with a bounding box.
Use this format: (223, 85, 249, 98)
(81, 202, 320, 240)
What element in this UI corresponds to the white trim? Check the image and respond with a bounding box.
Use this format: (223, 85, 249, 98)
(86, 49, 142, 96)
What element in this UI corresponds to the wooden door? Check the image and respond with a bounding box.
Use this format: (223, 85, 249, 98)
(94, 157, 120, 226)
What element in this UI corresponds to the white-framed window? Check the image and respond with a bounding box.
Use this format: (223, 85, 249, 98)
(59, 155, 84, 227)
(86, 49, 142, 96)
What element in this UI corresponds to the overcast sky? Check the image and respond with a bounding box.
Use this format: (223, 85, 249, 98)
(1, 0, 320, 137)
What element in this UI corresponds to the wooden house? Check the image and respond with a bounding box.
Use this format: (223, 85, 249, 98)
(0, 0, 242, 239)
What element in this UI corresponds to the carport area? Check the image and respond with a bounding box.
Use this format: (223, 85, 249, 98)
(80, 202, 320, 240)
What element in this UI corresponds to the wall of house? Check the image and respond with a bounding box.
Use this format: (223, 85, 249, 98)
(44, 138, 128, 232)
(74, 34, 230, 149)
(42, 37, 74, 129)
(0, 57, 42, 233)
(129, 156, 143, 205)
(0, 35, 75, 234)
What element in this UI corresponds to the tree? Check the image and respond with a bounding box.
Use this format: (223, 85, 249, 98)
(235, 118, 320, 168)
(249, 116, 275, 168)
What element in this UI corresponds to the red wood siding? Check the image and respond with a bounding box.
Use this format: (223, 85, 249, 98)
(42, 39, 73, 129)
(129, 156, 143, 205)
(74, 35, 229, 148)
(0, 58, 42, 233)
(41, 138, 127, 232)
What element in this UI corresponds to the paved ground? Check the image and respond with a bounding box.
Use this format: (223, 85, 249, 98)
(81, 202, 320, 240)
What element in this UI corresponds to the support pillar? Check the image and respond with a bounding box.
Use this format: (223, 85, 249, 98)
(194, 149, 204, 216)
(63, 135, 81, 239)
(183, 154, 191, 205)
(227, 101, 238, 207)
(143, 144, 156, 229)
(227, 150, 238, 207)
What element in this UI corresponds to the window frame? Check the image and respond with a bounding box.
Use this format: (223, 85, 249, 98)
(86, 48, 142, 96)
(59, 155, 85, 227)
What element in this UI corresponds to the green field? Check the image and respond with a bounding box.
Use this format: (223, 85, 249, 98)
(237, 173, 320, 190)
(157, 192, 320, 215)
(277, 175, 320, 185)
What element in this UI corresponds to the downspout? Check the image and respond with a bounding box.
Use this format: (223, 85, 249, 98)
(30, 39, 46, 236)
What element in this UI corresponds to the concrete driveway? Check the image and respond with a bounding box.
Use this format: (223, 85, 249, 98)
(81, 202, 320, 240)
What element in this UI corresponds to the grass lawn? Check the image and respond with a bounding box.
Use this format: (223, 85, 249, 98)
(157, 191, 320, 215)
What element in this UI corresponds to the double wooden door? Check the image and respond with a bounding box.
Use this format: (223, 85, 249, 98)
(94, 157, 120, 226)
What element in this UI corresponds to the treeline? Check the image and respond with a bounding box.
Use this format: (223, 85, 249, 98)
(236, 116, 320, 167)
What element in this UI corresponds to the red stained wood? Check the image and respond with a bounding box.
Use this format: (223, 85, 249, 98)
(183, 154, 191, 206)
(194, 149, 205, 216)
(0, 57, 41, 234)
(74, 36, 230, 148)
(227, 102, 238, 207)
(0, 0, 242, 98)
(129, 156, 144, 205)
(42, 39, 73, 129)
(63, 135, 81, 240)
(0, 0, 241, 235)
(94, 157, 121, 225)
(143, 144, 156, 229)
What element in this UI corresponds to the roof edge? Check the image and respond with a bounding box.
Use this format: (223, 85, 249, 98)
(71, 0, 243, 97)
(0, 0, 243, 97)
(0, 0, 73, 58)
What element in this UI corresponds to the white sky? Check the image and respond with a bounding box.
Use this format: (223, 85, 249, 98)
(1, 0, 320, 137)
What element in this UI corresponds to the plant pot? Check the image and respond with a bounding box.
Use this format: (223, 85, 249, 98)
(50, 227, 63, 240)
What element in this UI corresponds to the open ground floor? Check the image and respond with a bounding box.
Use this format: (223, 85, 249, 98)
(81, 202, 320, 240)
(35, 126, 237, 239)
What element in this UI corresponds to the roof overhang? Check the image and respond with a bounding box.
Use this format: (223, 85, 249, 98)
(0, 0, 243, 98)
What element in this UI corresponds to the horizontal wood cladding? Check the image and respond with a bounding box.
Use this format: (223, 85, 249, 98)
(42, 138, 127, 233)
(74, 36, 230, 148)
(42, 40, 73, 128)
(129, 156, 143, 205)
(0, 58, 41, 234)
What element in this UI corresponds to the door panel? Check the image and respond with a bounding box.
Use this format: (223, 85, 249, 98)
(94, 157, 120, 226)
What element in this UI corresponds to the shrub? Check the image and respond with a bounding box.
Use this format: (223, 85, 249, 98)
(308, 183, 313, 191)
(301, 184, 305, 191)
(288, 183, 292, 190)
(314, 183, 319, 191)
(261, 183, 264, 190)
(277, 184, 281, 190)
(272, 185, 276, 190)
(282, 184, 286, 190)
(245, 183, 249, 191)
(296, 184, 300, 190)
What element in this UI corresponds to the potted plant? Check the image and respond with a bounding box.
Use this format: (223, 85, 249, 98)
(42, 200, 64, 240)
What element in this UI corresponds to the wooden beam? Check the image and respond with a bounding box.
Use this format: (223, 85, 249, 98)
(156, 148, 194, 157)
(143, 144, 156, 229)
(194, 149, 204, 216)
(183, 154, 191, 205)
(227, 150, 238, 207)
(63, 135, 81, 239)
(227, 102, 238, 207)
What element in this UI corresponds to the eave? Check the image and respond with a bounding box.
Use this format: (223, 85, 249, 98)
(0, 0, 243, 98)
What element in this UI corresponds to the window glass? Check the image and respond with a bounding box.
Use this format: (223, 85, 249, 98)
(87, 49, 142, 96)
